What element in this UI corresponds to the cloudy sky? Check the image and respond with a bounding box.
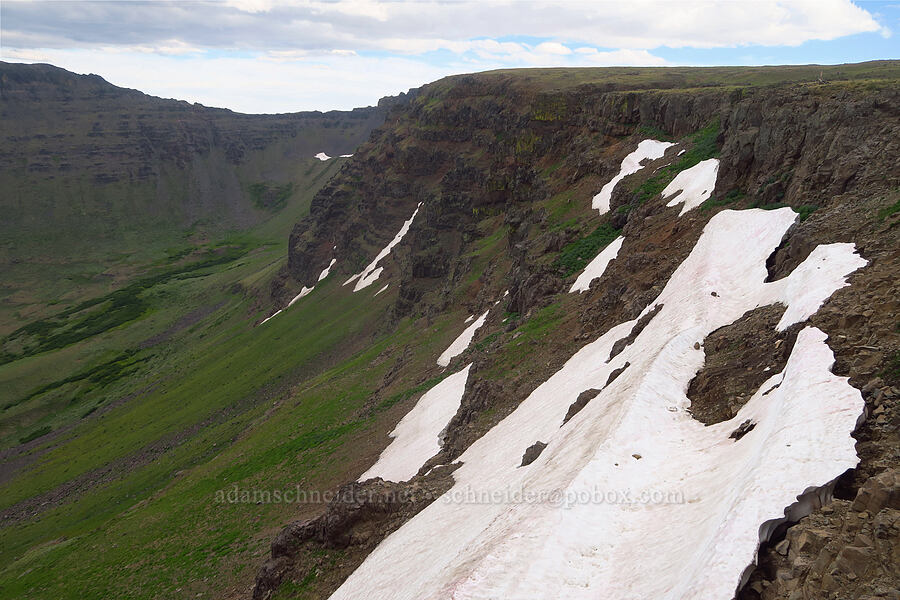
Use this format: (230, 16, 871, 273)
(2, 0, 897, 113)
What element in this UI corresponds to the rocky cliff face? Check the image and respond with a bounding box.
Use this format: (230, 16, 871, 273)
(0, 61, 390, 261)
(266, 63, 900, 599)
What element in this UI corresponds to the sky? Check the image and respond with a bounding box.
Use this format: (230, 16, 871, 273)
(1, 0, 898, 114)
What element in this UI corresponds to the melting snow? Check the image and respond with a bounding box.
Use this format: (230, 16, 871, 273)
(344, 203, 422, 292)
(330, 208, 866, 600)
(315, 152, 331, 161)
(592, 140, 675, 214)
(464, 314, 475, 324)
(663, 158, 720, 216)
(318, 258, 336, 282)
(340, 154, 354, 158)
(260, 257, 337, 321)
(287, 287, 314, 307)
(374, 284, 389, 296)
(359, 365, 471, 483)
(437, 310, 489, 367)
(569, 236, 624, 293)
(259, 309, 282, 325)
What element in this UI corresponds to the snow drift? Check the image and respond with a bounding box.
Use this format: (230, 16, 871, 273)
(330, 207, 866, 600)
(360, 365, 471, 483)
(593, 140, 674, 214)
(663, 159, 720, 216)
(570, 236, 624, 293)
(345, 204, 422, 292)
(437, 311, 489, 367)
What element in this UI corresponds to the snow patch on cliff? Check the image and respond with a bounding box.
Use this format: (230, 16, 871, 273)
(344, 203, 422, 292)
(570, 236, 624, 293)
(287, 287, 314, 307)
(438, 311, 489, 367)
(593, 140, 675, 214)
(359, 365, 471, 483)
(318, 258, 336, 282)
(259, 309, 282, 325)
(663, 158, 720, 216)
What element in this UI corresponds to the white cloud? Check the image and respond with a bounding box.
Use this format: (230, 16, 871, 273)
(0, 46, 456, 113)
(534, 42, 572, 56)
(2, 0, 884, 52)
(0, 0, 888, 112)
(574, 48, 667, 66)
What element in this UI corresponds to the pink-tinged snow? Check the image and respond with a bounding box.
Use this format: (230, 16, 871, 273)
(569, 236, 624, 293)
(437, 310, 489, 367)
(344, 203, 422, 292)
(374, 283, 389, 296)
(315, 152, 331, 161)
(663, 159, 720, 216)
(330, 208, 866, 600)
(592, 140, 675, 214)
(359, 365, 472, 483)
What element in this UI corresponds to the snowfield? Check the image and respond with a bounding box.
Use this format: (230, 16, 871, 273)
(663, 158, 720, 216)
(570, 236, 624, 293)
(359, 365, 471, 483)
(344, 203, 422, 292)
(437, 311, 489, 367)
(330, 207, 866, 600)
(593, 140, 675, 214)
(315, 152, 331, 161)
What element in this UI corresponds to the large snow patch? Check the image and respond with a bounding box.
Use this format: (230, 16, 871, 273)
(359, 365, 471, 483)
(663, 158, 720, 216)
(331, 207, 866, 600)
(593, 140, 675, 214)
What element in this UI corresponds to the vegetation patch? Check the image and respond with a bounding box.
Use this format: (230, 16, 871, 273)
(637, 124, 673, 141)
(882, 350, 900, 385)
(877, 196, 900, 221)
(532, 97, 567, 121)
(3, 349, 151, 412)
(248, 182, 294, 212)
(555, 223, 621, 277)
(473, 331, 501, 352)
(753, 202, 818, 221)
(701, 189, 746, 212)
(19, 425, 52, 444)
(1, 243, 249, 364)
